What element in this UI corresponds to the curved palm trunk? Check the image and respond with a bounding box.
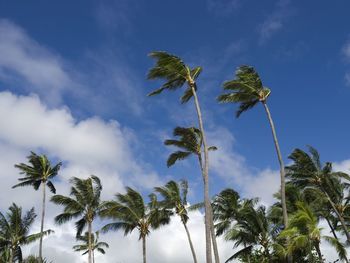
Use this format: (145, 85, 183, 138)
(182, 219, 198, 263)
(323, 191, 350, 243)
(314, 242, 323, 262)
(9, 247, 14, 263)
(88, 221, 93, 263)
(191, 82, 219, 263)
(39, 182, 46, 262)
(262, 102, 288, 227)
(142, 236, 147, 263)
(325, 217, 338, 240)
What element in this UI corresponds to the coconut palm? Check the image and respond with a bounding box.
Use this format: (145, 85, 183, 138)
(0, 204, 52, 263)
(154, 180, 198, 263)
(51, 176, 104, 263)
(286, 146, 350, 243)
(211, 188, 241, 237)
(13, 152, 62, 262)
(147, 51, 219, 263)
(224, 203, 273, 263)
(100, 187, 171, 263)
(217, 65, 288, 228)
(73, 231, 109, 263)
(278, 202, 324, 262)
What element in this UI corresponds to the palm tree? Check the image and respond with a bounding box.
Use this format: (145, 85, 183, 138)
(211, 188, 241, 237)
(164, 126, 218, 262)
(147, 51, 219, 263)
(286, 146, 350, 243)
(73, 231, 109, 263)
(13, 152, 62, 262)
(100, 187, 170, 263)
(224, 203, 273, 263)
(278, 202, 324, 262)
(154, 180, 198, 263)
(0, 204, 52, 263)
(217, 65, 288, 228)
(51, 176, 104, 263)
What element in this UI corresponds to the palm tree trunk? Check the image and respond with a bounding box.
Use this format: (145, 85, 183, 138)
(88, 221, 93, 263)
(9, 247, 14, 263)
(182, 220, 198, 263)
(325, 217, 338, 240)
(142, 235, 147, 263)
(39, 182, 46, 262)
(93, 250, 95, 263)
(323, 191, 350, 243)
(262, 102, 288, 228)
(314, 243, 323, 262)
(191, 82, 219, 263)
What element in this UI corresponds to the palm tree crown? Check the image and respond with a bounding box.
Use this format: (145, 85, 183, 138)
(164, 126, 216, 168)
(13, 152, 61, 193)
(147, 51, 202, 103)
(217, 65, 271, 117)
(100, 187, 170, 263)
(0, 204, 51, 262)
(51, 175, 104, 263)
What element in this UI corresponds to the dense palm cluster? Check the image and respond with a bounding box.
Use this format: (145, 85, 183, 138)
(0, 51, 349, 263)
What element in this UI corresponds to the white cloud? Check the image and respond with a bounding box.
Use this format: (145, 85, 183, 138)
(258, 0, 292, 44)
(0, 19, 73, 104)
(343, 40, 350, 61)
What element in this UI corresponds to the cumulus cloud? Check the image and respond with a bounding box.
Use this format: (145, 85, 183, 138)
(0, 19, 73, 104)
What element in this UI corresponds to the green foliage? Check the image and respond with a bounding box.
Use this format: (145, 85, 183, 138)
(73, 231, 109, 256)
(13, 152, 62, 193)
(217, 65, 271, 117)
(0, 204, 51, 262)
(51, 175, 104, 237)
(147, 51, 202, 103)
(100, 187, 171, 240)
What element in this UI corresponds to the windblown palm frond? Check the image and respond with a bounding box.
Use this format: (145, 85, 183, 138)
(147, 51, 202, 103)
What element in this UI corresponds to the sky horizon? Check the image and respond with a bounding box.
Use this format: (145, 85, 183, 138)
(0, 0, 350, 262)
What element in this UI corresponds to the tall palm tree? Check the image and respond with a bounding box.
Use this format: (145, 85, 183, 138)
(73, 231, 109, 263)
(164, 126, 219, 262)
(13, 152, 62, 262)
(51, 176, 104, 263)
(286, 146, 350, 243)
(100, 187, 170, 263)
(0, 204, 52, 263)
(217, 65, 288, 228)
(154, 180, 198, 263)
(147, 51, 219, 263)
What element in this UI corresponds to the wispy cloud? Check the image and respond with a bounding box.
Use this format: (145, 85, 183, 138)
(342, 39, 350, 86)
(0, 19, 74, 104)
(95, 0, 140, 34)
(258, 0, 293, 44)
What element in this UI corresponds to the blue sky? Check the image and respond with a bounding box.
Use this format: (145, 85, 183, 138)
(0, 1, 350, 261)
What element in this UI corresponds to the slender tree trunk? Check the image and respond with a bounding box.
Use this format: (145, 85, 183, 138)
(325, 217, 338, 240)
(142, 236, 146, 263)
(88, 221, 93, 263)
(39, 182, 46, 262)
(323, 191, 350, 243)
(314, 243, 323, 262)
(9, 247, 14, 263)
(182, 219, 198, 263)
(190, 82, 219, 263)
(262, 102, 288, 228)
(93, 250, 95, 263)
